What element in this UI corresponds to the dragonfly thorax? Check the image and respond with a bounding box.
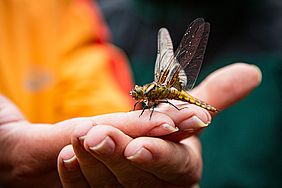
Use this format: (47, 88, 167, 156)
(130, 82, 174, 103)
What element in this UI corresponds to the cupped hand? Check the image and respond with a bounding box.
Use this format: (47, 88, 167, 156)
(58, 63, 261, 187)
(0, 96, 81, 188)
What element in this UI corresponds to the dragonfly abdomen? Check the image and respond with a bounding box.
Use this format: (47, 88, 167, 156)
(170, 89, 217, 112)
(144, 84, 217, 112)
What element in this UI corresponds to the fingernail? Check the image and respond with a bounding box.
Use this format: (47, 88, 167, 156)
(179, 116, 209, 131)
(147, 123, 178, 136)
(78, 135, 86, 145)
(63, 156, 78, 170)
(89, 136, 115, 156)
(162, 123, 179, 132)
(127, 147, 153, 162)
(252, 64, 262, 85)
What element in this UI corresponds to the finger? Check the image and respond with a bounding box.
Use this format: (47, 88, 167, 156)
(90, 103, 211, 141)
(155, 103, 212, 142)
(160, 115, 208, 142)
(191, 63, 262, 111)
(71, 120, 121, 187)
(84, 125, 167, 187)
(124, 136, 202, 186)
(57, 145, 89, 188)
(90, 111, 178, 137)
(155, 102, 211, 127)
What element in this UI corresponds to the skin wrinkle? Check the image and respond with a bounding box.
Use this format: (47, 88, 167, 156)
(10, 143, 60, 187)
(7, 122, 74, 187)
(184, 144, 201, 184)
(113, 163, 158, 187)
(83, 127, 165, 187)
(0, 109, 25, 126)
(92, 112, 177, 138)
(70, 132, 121, 188)
(155, 105, 200, 127)
(130, 138, 198, 186)
(160, 138, 202, 187)
(166, 142, 199, 186)
(0, 124, 24, 184)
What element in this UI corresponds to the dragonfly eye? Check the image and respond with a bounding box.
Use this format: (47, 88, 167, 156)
(130, 85, 144, 100)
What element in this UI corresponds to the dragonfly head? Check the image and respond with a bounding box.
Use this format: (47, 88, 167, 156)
(130, 85, 144, 101)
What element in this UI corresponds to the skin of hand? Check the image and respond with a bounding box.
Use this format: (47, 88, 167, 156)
(0, 96, 78, 188)
(57, 63, 262, 188)
(0, 64, 261, 187)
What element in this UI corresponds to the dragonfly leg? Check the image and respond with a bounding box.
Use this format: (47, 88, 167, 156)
(149, 104, 158, 120)
(160, 100, 187, 111)
(139, 105, 148, 117)
(131, 102, 139, 111)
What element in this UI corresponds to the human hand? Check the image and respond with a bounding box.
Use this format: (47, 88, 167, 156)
(57, 63, 262, 187)
(0, 96, 81, 188)
(0, 90, 204, 188)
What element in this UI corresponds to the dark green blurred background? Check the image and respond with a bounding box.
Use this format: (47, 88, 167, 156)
(97, 0, 282, 187)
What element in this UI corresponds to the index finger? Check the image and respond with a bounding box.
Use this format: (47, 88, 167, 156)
(90, 111, 177, 137)
(89, 104, 210, 138)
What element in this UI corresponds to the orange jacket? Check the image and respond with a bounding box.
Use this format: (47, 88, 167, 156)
(0, 0, 134, 123)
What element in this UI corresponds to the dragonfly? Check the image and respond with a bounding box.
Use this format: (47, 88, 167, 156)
(130, 18, 218, 119)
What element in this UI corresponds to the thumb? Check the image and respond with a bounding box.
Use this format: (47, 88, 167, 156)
(0, 95, 26, 125)
(191, 63, 262, 111)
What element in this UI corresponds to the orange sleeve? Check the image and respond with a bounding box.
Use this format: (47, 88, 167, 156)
(0, 0, 134, 123)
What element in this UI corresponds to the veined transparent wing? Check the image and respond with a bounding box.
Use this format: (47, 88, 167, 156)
(154, 18, 210, 91)
(165, 18, 210, 91)
(154, 28, 175, 83)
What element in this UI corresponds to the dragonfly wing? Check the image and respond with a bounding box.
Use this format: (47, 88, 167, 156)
(184, 21, 210, 91)
(166, 18, 210, 91)
(154, 28, 175, 83)
(177, 18, 210, 91)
